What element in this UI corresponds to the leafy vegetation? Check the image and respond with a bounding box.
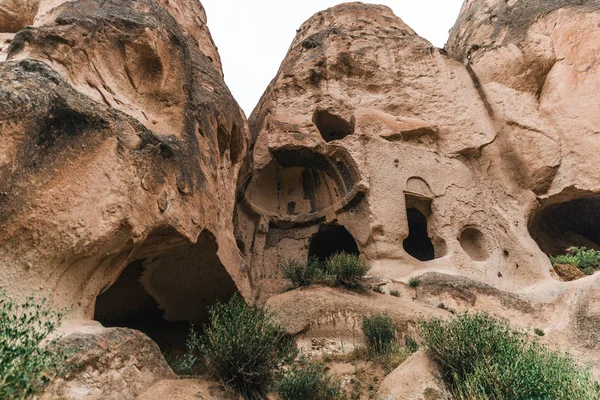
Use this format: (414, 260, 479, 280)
(550, 246, 600, 275)
(372, 286, 384, 294)
(421, 312, 600, 400)
(280, 257, 323, 288)
(390, 289, 400, 297)
(408, 276, 421, 288)
(276, 361, 344, 400)
(280, 253, 370, 290)
(534, 328, 545, 337)
(361, 312, 397, 355)
(197, 295, 296, 399)
(0, 291, 68, 399)
(167, 325, 201, 376)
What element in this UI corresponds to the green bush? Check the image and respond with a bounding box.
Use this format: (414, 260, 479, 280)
(390, 289, 400, 297)
(421, 312, 599, 400)
(279, 253, 369, 290)
(361, 312, 397, 355)
(276, 361, 344, 400)
(408, 276, 421, 288)
(168, 325, 201, 376)
(549, 254, 580, 267)
(325, 252, 370, 289)
(0, 291, 67, 399)
(280, 257, 323, 288)
(199, 295, 296, 399)
(550, 247, 600, 274)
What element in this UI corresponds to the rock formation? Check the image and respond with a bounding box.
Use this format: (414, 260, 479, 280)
(237, 2, 553, 292)
(2, 0, 600, 398)
(236, 0, 600, 385)
(0, 0, 250, 329)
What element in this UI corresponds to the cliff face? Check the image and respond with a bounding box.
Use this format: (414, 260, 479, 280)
(448, 0, 600, 255)
(237, 2, 551, 291)
(234, 1, 600, 385)
(0, 0, 251, 321)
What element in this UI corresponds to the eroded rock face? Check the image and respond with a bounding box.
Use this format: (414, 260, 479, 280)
(40, 322, 175, 400)
(0, 0, 250, 328)
(237, 2, 557, 292)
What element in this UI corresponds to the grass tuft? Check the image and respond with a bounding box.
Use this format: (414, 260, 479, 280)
(408, 276, 421, 288)
(421, 312, 600, 400)
(198, 295, 296, 399)
(276, 361, 344, 400)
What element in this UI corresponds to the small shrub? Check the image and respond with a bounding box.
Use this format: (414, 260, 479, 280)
(372, 286, 384, 294)
(280, 257, 323, 287)
(325, 252, 370, 289)
(169, 325, 201, 376)
(550, 247, 600, 275)
(405, 336, 419, 353)
(276, 361, 344, 400)
(408, 276, 421, 288)
(199, 295, 296, 399)
(361, 312, 397, 355)
(390, 289, 400, 297)
(421, 312, 599, 400)
(0, 291, 68, 399)
(550, 254, 580, 267)
(534, 328, 545, 337)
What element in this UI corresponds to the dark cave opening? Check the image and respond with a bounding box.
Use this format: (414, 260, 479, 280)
(94, 260, 190, 353)
(313, 110, 354, 142)
(94, 230, 239, 354)
(529, 195, 600, 256)
(403, 207, 435, 262)
(308, 224, 359, 262)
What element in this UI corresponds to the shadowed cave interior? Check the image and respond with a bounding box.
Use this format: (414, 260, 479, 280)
(308, 223, 360, 262)
(403, 194, 437, 261)
(94, 230, 238, 353)
(529, 195, 600, 256)
(313, 110, 354, 142)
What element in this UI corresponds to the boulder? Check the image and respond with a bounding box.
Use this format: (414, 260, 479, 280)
(553, 264, 586, 282)
(377, 351, 451, 400)
(39, 323, 175, 400)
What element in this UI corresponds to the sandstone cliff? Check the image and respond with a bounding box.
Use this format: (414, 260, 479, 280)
(0, 0, 251, 324)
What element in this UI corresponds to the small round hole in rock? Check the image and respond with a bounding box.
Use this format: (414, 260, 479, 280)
(460, 227, 489, 261)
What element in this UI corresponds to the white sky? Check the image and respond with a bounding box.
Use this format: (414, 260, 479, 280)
(201, 1, 465, 116)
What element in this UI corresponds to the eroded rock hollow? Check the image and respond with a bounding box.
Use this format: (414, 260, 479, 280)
(0, 0, 251, 339)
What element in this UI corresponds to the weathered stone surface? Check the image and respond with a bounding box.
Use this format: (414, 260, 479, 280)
(266, 285, 447, 357)
(0, 0, 250, 325)
(236, 2, 552, 295)
(137, 378, 240, 400)
(40, 323, 175, 400)
(553, 263, 586, 282)
(377, 351, 451, 400)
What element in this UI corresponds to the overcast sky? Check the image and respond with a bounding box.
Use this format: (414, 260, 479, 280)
(201, 1, 465, 115)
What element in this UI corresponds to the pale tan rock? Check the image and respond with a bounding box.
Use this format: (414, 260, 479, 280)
(136, 378, 239, 400)
(377, 351, 451, 400)
(266, 285, 448, 357)
(39, 324, 175, 400)
(0, 0, 251, 326)
(236, 1, 553, 300)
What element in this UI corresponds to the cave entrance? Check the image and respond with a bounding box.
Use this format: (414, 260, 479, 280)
(403, 195, 435, 261)
(313, 110, 354, 142)
(528, 194, 600, 256)
(308, 224, 359, 262)
(94, 230, 239, 354)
